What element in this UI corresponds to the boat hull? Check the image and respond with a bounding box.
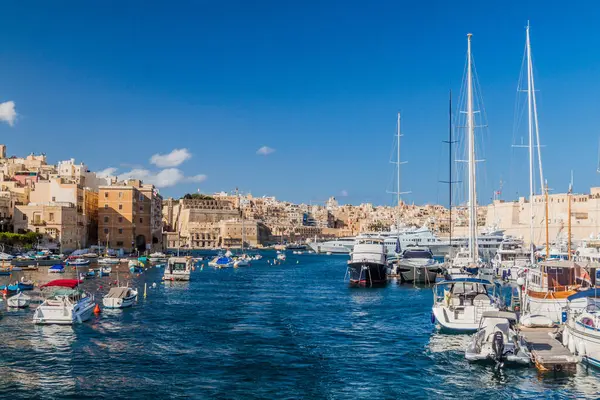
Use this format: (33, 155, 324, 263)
(33, 301, 95, 325)
(103, 296, 136, 309)
(162, 273, 191, 281)
(347, 262, 387, 286)
(399, 263, 439, 284)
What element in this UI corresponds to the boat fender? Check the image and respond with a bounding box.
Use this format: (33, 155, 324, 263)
(94, 304, 101, 314)
(431, 313, 435, 324)
(562, 329, 570, 347)
(577, 340, 586, 357)
(568, 336, 576, 354)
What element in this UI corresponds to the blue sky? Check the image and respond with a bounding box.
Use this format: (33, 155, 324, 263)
(1, 1, 599, 206)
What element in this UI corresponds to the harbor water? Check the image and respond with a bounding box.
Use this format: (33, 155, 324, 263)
(1, 252, 600, 399)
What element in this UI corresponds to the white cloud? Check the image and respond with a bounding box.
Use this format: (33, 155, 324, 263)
(0, 101, 17, 126)
(116, 168, 207, 188)
(256, 146, 275, 156)
(96, 167, 118, 178)
(340, 190, 348, 197)
(185, 174, 207, 183)
(150, 148, 192, 168)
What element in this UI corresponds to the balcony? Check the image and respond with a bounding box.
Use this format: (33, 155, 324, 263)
(32, 220, 46, 226)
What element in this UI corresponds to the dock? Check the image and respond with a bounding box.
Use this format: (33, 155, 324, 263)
(520, 327, 579, 373)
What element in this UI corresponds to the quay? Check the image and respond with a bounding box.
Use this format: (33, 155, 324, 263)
(520, 327, 578, 373)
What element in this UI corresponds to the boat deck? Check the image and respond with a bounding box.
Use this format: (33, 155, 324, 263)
(520, 327, 578, 373)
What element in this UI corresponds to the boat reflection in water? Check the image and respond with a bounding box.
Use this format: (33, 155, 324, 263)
(346, 237, 387, 287)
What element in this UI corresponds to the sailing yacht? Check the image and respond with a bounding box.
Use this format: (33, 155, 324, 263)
(432, 33, 500, 332)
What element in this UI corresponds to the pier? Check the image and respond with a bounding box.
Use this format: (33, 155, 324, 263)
(520, 327, 578, 373)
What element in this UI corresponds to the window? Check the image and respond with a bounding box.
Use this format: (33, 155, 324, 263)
(140, 218, 143, 223)
(51, 197, 56, 202)
(118, 204, 123, 210)
(104, 228, 109, 234)
(118, 228, 123, 234)
(104, 192, 108, 198)
(35, 228, 39, 233)
(104, 204, 108, 209)
(118, 192, 123, 198)
(116, 241, 124, 246)
(118, 217, 123, 223)
(104, 216, 109, 223)
(139, 205, 143, 211)
(22, 214, 26, 221)
(49, 213, 54, 222)
(139, 193, 144, 201)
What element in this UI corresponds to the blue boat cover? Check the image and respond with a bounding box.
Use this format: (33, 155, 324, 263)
(567, 289, 600, 301)
(49, 265, 64, 270)
(216, 257, 232, 265)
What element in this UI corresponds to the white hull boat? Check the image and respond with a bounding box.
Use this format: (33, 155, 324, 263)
(33, 280, 95, 325)
(564, 292, 600, 367)
(397, 247, 440, 284)
(163, 257, 192, 281)
(432, 278, 499, 333)
(103, 287, 138, 309)
(465, 311, 531, 366)
(97, 258, 120, 265)
(7, 292, 32, 308)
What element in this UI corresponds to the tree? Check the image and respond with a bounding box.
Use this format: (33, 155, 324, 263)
(181, 193, 214, 200)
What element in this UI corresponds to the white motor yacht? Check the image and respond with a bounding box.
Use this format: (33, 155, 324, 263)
(149, 252, 169, 263)
(465, 311, 531, 367)
(563, 290, 600, 367)
(397, 246, 440, 284)
(163, 257, 192, 281)
(103, 287, 138, 309)
(492, 238, 531, 281)
(346, 237, 387, 286)
(33, 279, 95, 325)
(432, 278, 499, 333)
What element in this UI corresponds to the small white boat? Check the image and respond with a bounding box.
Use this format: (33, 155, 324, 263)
(276, 252, 286, 261)
(432, 278, 500, 333)
(149, 252, 169, 263)
(208, 255, 234, 268)
(66, 258, 90, 266)
(33, 279, 95, 325)
(7, 292, 32, 308)
(103, 287, 138, 308)
(163, 257, 192, 281)
(465, 311, 531, 366)
(97, 257, 120, 265)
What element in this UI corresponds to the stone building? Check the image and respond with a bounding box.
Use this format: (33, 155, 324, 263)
(14, 202, 78, 251)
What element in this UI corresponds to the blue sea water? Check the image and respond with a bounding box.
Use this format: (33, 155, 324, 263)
(1, 252, 600, 399)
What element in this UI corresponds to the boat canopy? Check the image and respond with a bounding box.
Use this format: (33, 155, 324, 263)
(49, 264, 64, 269)
(40, 279, 82, 289)
(567, 289, 600, 301)
(106, 287, 131, 299)
(436, 278, 492, 285)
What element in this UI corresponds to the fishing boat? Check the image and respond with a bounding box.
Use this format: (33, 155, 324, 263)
(397, 246, 441, 284)
(432, 278, 499, 333)
(98, 266, 111, 276)
(521, 260, 581, 326)
(97, 257, 120, 265)
(0, 279, 34, 291)
(346, 237, 387, 286)
(103, 286, 138, 309)
(7, 292, 32, 308)
(208, 254, 234, 268)
(33, 279, 95, 325)
(128, 260, 144, 273)
(149, 252, 168, 263)
(163, 257, 192, 281)
(66, 258, 90, 266)
(48, 264, 65, 273)
(465, 311, 531, 367)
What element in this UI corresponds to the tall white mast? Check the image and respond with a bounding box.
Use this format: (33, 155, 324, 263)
(526, 24, 535, 264)
(396, 112, 401, 232)
(467, 33, 478, 263)
(529, 25, 544, 194)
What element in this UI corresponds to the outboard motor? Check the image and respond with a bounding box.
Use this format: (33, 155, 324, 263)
(492, 331, 505, 365)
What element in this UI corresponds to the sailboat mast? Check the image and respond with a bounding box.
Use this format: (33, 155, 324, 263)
(396, 112, 401, 234)
(526, 24, 535, 264)
(448, 91, 453, 253)
(466, 33, 478, 263)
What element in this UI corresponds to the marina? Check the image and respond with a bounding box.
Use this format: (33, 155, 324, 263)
(1, 252, 600, 398)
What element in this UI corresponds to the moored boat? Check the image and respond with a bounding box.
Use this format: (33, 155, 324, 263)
(33, 279, 95, 325)
(397, 246, 441, 284)
(346, 237, 387, 286)
(465, 311, 531, 367)
(48, 264, 65, 273)
(7, 292, 32, 308)
(103, 286, 138, 309)
(163, 257, 192, 281)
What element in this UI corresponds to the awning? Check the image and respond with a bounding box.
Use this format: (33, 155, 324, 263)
(40, 279, 82, 289)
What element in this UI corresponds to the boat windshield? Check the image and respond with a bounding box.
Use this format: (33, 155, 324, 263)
(403, 250, 432, 259)
(434, 281, 493, 304)
(171, 262, 187, 271)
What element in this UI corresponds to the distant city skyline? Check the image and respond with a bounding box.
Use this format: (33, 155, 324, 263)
(1, 2, 599, 206)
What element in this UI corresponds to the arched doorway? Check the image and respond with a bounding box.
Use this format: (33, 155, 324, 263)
(135, 235, 146, 253)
